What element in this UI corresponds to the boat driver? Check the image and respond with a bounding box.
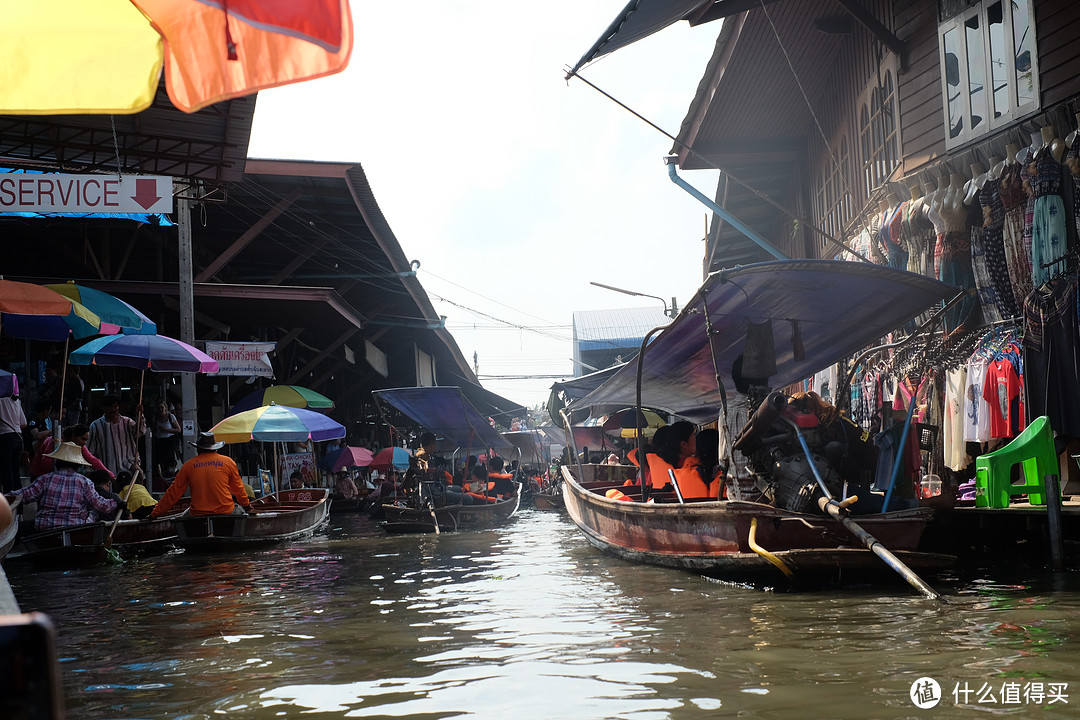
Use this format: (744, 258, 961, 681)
(149, 432, 254, 519)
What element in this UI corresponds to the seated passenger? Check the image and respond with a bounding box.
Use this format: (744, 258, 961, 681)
(334, 469, 358, 500)
(5, 442, 118, 531)
(113, 470, 158, 519)
(87, 469, 130, 521)
(465, 464, 497, 504)
(487, 456, 515, 496)
(689, 428, 724, 499)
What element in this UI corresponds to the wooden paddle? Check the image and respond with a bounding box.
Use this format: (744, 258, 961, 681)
(104, 464, 144, 552)
(781, 415, 945, 602)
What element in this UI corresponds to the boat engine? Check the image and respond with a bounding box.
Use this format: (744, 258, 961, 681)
(733, 391, 874, 513)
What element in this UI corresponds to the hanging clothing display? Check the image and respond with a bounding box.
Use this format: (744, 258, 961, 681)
(1030, 148, 1069, 286)
(978, 176, 1019, 319)
(964, 354, 992, 443)
(999, 161, 1033, 312)
(942, 366, 968, 471)
(1023, 273, 1080, 437)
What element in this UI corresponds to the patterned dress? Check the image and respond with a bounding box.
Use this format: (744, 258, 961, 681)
(978, 177, 1018, 318)
(998, 162, 1033, 311)
(1030, 148, 1068, 286)
(937, 196, 978, 332)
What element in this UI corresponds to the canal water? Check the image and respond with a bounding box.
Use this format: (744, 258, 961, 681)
(4, 508, 1079, 719)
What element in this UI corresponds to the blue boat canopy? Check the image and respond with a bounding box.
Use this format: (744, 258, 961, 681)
(571, 260, 960, 423)
(373, 386, 515, 452)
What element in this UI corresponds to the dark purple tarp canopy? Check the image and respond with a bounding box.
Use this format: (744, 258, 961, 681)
(502, 427, 565, 464)
(572, 260, 959, 424)
(567, 0, 711, 76)
(373, 386, 514, 452)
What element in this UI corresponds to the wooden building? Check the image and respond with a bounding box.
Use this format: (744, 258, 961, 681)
(572, 0, 1080, 271)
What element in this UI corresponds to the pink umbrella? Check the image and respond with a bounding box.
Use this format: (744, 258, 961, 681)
(331, 446, 374, 472)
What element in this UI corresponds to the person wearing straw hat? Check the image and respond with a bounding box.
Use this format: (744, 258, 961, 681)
(149, 432, 253, 519)
(3, 441, 118, 531)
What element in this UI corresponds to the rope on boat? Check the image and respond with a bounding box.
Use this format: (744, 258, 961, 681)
(748, 517, 794, 577)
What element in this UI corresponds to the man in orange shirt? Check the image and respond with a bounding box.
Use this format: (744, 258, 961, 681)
(149, 432, 254, 518)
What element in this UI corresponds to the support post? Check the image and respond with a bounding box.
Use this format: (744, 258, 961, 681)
(177, 191, 197, 463)
(1045, 473, 1064, 572)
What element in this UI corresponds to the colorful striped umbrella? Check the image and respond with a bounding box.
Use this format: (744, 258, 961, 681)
(0, 0, 352, 115)
(230, 385, 334, 415)
(368, 446, 412, 472)
(0, 278, 116, 341)
(46, 282, 156, 335)
(210, 403, 346, 444)
(69, 333, 218, 372)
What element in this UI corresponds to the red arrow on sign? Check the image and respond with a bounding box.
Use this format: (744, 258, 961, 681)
(131, 178, 161, 210)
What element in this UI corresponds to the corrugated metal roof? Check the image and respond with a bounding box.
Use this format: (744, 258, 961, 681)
(573, 307, 670, 344)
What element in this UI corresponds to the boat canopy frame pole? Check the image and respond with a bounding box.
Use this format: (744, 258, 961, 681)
(560, 409, 585, 490)
(779, 414, 945, 602)
(635, 323, 671, 502)
(665, 157, 788, 261)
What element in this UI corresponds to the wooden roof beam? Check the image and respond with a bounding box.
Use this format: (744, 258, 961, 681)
(194, 186, 302, 282)
(835, 0, 906, 70)
(287, 328, 359, 385)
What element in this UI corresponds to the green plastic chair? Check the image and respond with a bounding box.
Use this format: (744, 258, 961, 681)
(974, 416, 1057, 508)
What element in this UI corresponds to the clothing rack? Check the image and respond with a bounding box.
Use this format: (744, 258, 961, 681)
(1040, 245, 1080, 269)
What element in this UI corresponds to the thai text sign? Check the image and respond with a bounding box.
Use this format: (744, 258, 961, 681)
(0, 174, 173, 213)
(204, 341, 276, 377)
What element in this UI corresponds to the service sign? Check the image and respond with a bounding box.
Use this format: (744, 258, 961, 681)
(0, 173, 173, 214)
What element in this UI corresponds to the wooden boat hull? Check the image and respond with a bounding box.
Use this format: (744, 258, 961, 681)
(562, 466, 954, 586)
(532, 492, 564, 511)
(174, 488, 330, 550)
(382, 485, 520, 533)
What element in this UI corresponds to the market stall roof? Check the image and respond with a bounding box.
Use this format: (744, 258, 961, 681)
(502, 427, 565, 464)
(372, 386, 515, 452)
(571, 260, 959, 424)
(0, 82, 253, 183)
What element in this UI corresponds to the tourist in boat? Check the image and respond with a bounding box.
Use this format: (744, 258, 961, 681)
(647, 421, 711, 498)
(87, 394, 146, 478)
(30, 423, 111, 480)
(4, 442, 119, 531)
(414, 432, 439, 468)
(149, 432, 254, 519)
(113, 470, 158, 519)
(87, 469, 129, 522)
(486, 456, 515, 496)
(693, 428, 724, 499)
(465, 464, 497, 504)
(289, 471, 306, 489)
(333, 469, 358, 500)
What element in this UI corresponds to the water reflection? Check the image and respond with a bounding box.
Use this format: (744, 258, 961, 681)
(5, 510, 1079, 719)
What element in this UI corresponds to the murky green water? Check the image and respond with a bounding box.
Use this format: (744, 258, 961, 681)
(4, 509, 1079, 719)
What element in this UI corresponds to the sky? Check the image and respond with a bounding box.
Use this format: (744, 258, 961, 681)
(247, 2, 721, 409)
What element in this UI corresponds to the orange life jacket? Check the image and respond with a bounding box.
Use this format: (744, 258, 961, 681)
(605, 488, 634, 502)
(645, 453, 677, 490)
(672, 456, 711, 498)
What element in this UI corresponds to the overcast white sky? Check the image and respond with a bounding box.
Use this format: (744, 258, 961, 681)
(248, 3, 720, 409)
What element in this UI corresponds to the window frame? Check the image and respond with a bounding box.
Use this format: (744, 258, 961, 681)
(815, 133, 854, 256)
(857, 55, 901, 199)
(937, 0, 1040, 150)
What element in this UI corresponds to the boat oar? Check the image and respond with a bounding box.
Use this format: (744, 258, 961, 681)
(103, 465, 144, 560)
(780, 415, 945, 602)
(423, 482, 440, 534)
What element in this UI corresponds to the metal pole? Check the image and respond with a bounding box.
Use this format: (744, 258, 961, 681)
(177, 191, 197, 463)
(1045, 473, 1064, 572)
